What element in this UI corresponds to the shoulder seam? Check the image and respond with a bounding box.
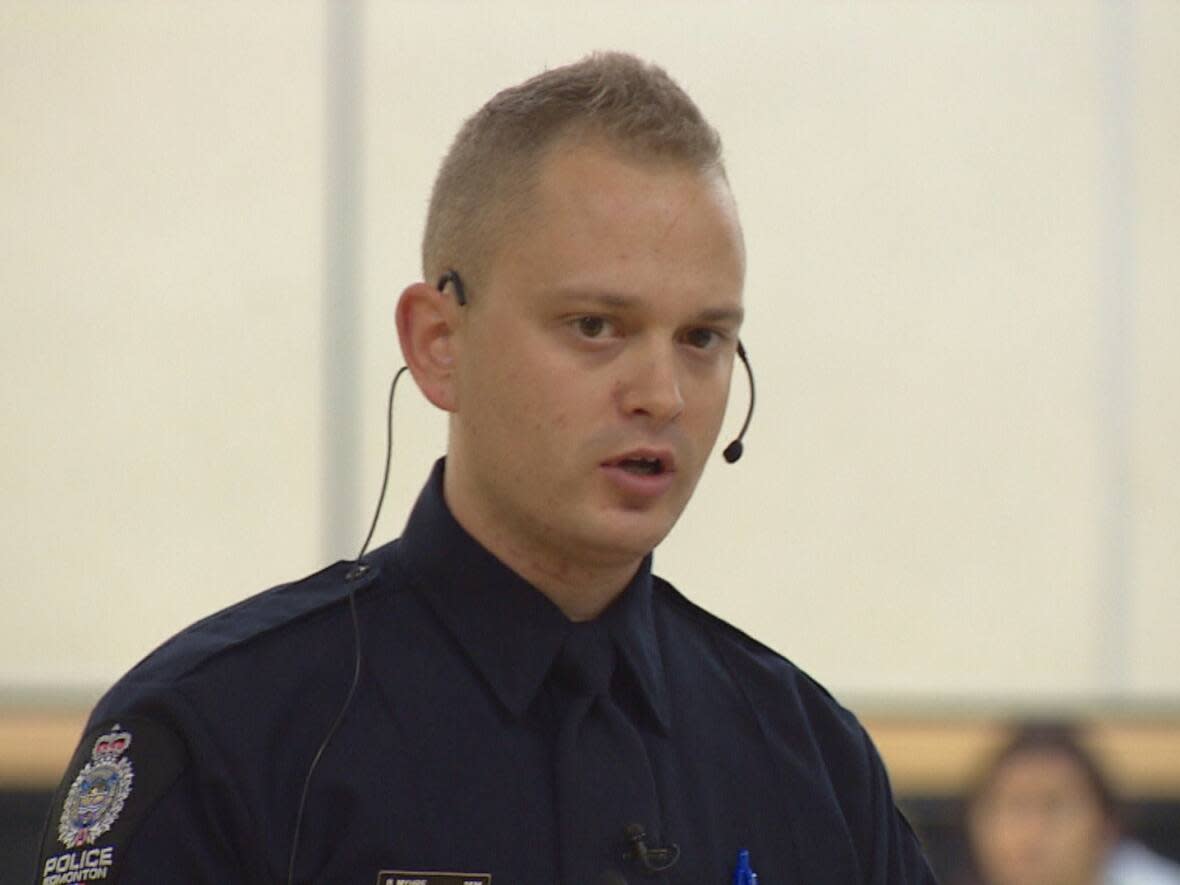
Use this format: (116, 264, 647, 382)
(117, 553, 393, 689)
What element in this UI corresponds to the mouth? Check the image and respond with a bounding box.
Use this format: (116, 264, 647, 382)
(602, 450, 675, 477)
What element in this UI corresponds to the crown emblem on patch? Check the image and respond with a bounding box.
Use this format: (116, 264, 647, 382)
(58, 723, 135, 848)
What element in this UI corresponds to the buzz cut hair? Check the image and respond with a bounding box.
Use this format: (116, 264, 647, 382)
(421, 51, 726, 292)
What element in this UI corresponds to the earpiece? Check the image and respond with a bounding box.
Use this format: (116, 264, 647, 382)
(437, 269, 468, 306)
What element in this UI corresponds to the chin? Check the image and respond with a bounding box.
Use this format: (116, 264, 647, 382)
(585, 513, 677, 561)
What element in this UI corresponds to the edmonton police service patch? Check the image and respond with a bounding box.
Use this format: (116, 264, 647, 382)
(58, 724, 135, 848)
(38, 716, 186, 885)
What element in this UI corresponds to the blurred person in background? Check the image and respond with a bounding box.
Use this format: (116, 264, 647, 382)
(961, 721, 1180, 885)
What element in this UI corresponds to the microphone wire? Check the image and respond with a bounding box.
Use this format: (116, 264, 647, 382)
(353, 365, 410, 567)
(723, 341, 756, 463)
(285, 588, 361, 885)
(286, 365, 407, 885)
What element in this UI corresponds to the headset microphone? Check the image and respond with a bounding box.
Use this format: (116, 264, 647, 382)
(441, 268, 756, 464)
(722, 341, 755, 463)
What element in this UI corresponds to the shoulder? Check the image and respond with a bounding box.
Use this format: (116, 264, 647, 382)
(653, 575, 876, 779)
(653, 578, 938, 880)
(654, 576, 857, 722)
(38, 547, 404, 881)
(89, 541, 399, 725)
(1108, 841, 1180, 885)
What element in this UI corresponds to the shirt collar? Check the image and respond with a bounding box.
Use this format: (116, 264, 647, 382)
(394, 459, 671, 733)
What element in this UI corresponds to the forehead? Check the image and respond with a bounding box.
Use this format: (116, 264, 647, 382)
(985, 751, 1097, 800)
(486, 140, 745, 311)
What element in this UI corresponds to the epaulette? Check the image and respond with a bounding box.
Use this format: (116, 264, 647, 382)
(105, 541, 394, 697)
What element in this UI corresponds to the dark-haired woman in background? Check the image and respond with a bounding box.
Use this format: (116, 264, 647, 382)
(961, 722, 1180, 885)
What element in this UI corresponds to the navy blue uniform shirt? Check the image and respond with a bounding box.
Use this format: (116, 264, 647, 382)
(37, 460, 937, 884)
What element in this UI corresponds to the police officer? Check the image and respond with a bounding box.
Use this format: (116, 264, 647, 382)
(36, 53, 938, 884)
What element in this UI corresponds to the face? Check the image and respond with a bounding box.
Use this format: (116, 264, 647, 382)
(968, 751, 1114, 885)
(444, 140, 745, 580)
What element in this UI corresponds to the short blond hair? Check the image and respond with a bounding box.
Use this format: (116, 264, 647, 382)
(421, 52, 725, 291)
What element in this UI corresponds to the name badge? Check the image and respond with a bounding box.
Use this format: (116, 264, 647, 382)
(376, 872, 491, 885)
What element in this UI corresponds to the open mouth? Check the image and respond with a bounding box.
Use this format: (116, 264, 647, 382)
(606, 454, 671, 476)
(618, 457, 665, 476)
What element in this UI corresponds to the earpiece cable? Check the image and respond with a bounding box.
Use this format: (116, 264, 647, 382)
(286, 366, 406, 884)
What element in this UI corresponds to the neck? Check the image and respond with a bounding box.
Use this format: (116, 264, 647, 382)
(442, 465, 642, 622)
(488, 537, 639, 621)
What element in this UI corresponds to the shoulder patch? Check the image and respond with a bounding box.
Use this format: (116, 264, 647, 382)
(36, 717, 186, 885)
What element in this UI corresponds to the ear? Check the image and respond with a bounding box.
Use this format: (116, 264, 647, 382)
(396, 281, 460, 412)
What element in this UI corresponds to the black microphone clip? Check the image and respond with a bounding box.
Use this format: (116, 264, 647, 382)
(623, 823, 680, 874)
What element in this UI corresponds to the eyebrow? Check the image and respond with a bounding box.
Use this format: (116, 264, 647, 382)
(696, 305, 745, 325)
(552, 289, 744, 325)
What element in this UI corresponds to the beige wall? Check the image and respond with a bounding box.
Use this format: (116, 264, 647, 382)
(2, 1, 1177, 710)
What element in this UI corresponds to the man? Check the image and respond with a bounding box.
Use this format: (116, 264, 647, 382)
(36, 53, 937, 884)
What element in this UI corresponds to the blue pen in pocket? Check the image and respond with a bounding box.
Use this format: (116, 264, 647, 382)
(733, 848, 758, 884)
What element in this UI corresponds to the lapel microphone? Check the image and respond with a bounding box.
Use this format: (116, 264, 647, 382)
(623, 822, 680, 873)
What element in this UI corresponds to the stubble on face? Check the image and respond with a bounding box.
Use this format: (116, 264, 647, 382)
(441, 139, 745, 616)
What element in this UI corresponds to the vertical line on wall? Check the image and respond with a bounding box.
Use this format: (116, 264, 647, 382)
(322, 0, 364, 562)
(1097, 0, 1136, 701)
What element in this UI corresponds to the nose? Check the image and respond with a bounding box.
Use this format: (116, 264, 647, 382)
(617, 342, 685, 426)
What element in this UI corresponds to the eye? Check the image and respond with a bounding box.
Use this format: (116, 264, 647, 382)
(572, 315, 615, 339)
(684, 327, 722, 350)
